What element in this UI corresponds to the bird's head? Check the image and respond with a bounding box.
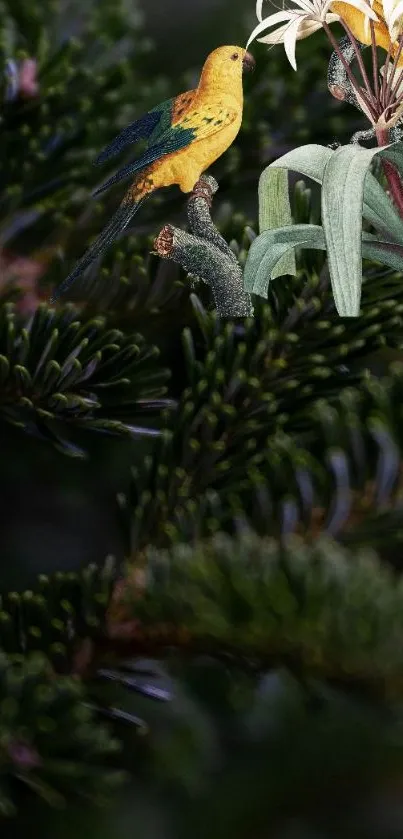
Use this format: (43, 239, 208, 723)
(200, 46, 255, 90)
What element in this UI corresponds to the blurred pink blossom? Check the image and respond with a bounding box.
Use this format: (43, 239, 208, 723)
(0, 250, 46, 314)
(18, 59, 39, 99)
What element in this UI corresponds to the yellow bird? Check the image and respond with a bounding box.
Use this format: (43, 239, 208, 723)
(50, 45, 255, 303)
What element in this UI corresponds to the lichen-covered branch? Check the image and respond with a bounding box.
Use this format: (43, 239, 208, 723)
(186, 174, 239, 263)
(154, 175, 254, 318)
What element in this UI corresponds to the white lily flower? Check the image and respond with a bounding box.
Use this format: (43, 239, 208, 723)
(382, 0, 403, 39)
(247, 0, 379, 71)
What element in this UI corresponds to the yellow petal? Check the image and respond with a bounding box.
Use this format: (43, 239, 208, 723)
(331, 1, 403, 64)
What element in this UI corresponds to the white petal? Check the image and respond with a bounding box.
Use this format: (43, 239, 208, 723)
(246, 11, 297, 47)
(339, 0, 379, 20)
(246, 0, 373, 50)
(256, 0, 265, 21)
(389, 0, 403, 30)
(294, 18, 324, 35)
(382, 0, 395, 20)
(290, 0, 317, 13)
(257, 23, 298, 44)
(258, 18, 322, 44)
(283, 15, 306, 69)
(322, 0, 342, 14)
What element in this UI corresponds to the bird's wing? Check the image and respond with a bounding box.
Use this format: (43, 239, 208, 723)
(92, 132, 195, 197)
(169, 100, 239, 138)
(93, 98, 238, 197)
(94, 90, 196, 166)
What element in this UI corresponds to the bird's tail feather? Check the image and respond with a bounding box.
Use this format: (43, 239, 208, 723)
(49, 199, 146, 304)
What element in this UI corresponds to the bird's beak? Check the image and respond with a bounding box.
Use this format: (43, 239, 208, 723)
(242, 52, 255, 73)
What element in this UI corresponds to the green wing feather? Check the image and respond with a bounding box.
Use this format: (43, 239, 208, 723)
(92, 130, 196, 197)
(94, 96, 180, 165)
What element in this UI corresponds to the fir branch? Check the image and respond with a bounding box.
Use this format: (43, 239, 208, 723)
(0, 555, 118, 670)
(0, 302, 173, 455)
(119, 291, 403, 552)
(0, 651, 124, 818)
(111, 531, 403, 699)
(61, 245, 191, 338)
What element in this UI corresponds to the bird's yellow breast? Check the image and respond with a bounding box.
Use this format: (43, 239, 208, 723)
(150, 92, 243, 194)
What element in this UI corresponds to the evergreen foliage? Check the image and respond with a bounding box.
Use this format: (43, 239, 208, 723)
(0, 1, 403, 837)
(0, 651, 124, 817)
(118, 532, 403, 697)
(0, 302, 171, 455)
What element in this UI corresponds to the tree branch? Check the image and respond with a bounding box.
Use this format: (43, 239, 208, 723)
(154, 175, 254, 318)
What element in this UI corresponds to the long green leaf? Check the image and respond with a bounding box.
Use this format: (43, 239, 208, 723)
(379, 138, 403, 171)
(243, 224, 403, 300)
(243, 225, 325, 297)
(362, 232, 403, 272)
(363, 170, 403, 243)
(269, 142, 403, 243)
(247, 143, 402, 311)
(258, 167, 296, 278)
(321, 145, 380, 316)
(269, 144, 333, 185)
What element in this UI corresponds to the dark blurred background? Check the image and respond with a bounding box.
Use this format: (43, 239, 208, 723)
(142, 0, 249, 71)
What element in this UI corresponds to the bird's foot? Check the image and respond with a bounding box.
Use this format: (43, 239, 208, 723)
(190, 178, 214, 207)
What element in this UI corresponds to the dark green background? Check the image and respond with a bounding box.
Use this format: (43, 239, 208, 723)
(142, 0, 253, 70)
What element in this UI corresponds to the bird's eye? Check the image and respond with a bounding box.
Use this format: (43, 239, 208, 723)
(231, 52, 239, 61)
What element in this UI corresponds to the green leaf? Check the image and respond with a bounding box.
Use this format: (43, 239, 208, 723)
(321, 145, 380, 316)
(269, 144, 333, 185)
(268, 141, 403, 250)
(244, 225, 403, 301)
(243, 225, 325, 297)
(363, 170, 403, 243)
(362, 232, 403, 272)
(264, 143, 402, 315)
(379, 138, 403, 171)
(268, 145, 393, 224)
(258, 167, 296, 279)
